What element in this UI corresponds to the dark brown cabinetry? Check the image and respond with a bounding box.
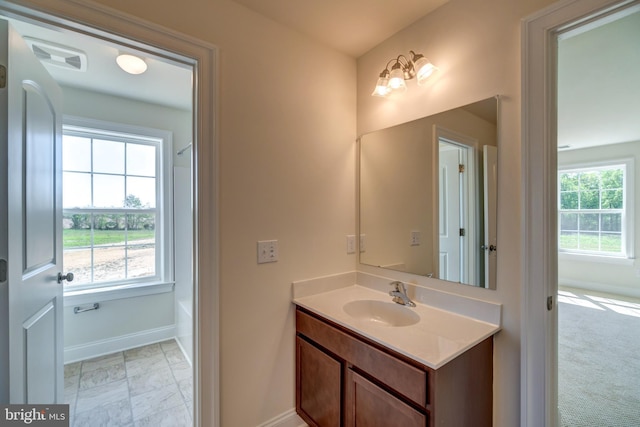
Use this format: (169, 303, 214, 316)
(295, 307, 492, 427)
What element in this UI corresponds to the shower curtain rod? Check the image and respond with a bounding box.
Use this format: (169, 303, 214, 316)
(177, 142, 192, 156)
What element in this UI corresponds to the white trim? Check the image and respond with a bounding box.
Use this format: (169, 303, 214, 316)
(0, 2, 219, 426)
(558, 251, 634, 265)
(521, 1, 637, 426)
(257, 408, 307, 427)
(61, 115, 175, 290)
(64, 281, 174, 306)
(558, 278, 640, 299)
(558, 157, 635, 259)
(63, 324, 175, 364)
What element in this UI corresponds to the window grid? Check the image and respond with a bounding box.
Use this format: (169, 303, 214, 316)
(558, 165, 625, 256)
(63, 129, 160, 289)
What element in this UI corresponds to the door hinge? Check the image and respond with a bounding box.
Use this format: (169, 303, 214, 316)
(547, 295, 554, 311)
(459, 228, 466, 237)
(459, 164, 465, 173)
(0, 65, 6, 89)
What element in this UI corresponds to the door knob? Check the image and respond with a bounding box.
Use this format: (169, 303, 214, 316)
(57, 272, 74, 283)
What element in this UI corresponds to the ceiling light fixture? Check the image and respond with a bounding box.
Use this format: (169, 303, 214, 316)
(371, 50, 437, 97)
(116, 53, 147, 75)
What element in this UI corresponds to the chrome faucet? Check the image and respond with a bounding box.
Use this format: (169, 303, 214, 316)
(389, 281, 416, 307)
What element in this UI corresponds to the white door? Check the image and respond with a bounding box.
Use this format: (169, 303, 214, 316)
(483, 145, 497, 288)
(438, 143, 462, 282)
(0, 19, 64, 403)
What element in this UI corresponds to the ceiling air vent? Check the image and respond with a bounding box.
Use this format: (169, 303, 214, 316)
(23, 37, 87, 72)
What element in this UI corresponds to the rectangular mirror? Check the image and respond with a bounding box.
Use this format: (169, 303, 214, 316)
(358, 96, 498, 289)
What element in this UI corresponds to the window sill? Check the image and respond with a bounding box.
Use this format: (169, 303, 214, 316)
(63, 281, 175, 306)
(558, 252, 635, 266)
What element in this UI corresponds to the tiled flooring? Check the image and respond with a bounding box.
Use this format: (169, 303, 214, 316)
(64, 340, 193, 427)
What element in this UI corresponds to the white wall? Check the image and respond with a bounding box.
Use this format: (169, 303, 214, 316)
(357, 0, 555, 425)
(558, 140, 640, 297)
(61, 86, 192, 358)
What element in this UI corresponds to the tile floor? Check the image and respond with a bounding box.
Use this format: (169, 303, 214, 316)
(64, 340, 192, 427)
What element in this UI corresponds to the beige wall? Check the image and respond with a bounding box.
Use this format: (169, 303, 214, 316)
(87, 0, 357, 425)
(360, 118, 436, 276)
(357, 0, 555, 425)
(58, 0, 569, 424)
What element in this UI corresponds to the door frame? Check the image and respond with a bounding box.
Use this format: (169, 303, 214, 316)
(521, 0, 636, 425)
(0, 1, 219, 426)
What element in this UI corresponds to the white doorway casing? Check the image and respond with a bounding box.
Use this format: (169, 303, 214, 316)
(521, 0, 636, 425)
(0, 0, 219, 426)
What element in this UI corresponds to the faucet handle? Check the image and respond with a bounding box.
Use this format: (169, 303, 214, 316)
(389, 281, 406, 292)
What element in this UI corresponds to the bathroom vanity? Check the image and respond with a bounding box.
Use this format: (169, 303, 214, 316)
(293, 275, 501, 427)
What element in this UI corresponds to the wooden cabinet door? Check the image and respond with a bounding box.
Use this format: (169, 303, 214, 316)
(296, 337, 342, 427)
(345, 369, 427, 427)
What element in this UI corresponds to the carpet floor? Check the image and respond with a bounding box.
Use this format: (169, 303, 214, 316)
(558, 287, 640, 426)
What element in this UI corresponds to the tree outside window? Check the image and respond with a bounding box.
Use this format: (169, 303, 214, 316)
(559, 165, 625, 255)
(62, 128, 161, 287)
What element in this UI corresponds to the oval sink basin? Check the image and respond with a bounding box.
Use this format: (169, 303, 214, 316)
(343, 300, 420, 327)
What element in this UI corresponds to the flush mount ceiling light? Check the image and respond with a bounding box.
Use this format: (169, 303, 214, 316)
(371, 50, 437, 97)
(116, 53, 147, 75)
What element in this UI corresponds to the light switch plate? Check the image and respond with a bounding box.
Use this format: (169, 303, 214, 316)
(257, 240, 278, 264)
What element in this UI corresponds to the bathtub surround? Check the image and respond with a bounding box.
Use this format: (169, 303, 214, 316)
(174, 165, 194, 365)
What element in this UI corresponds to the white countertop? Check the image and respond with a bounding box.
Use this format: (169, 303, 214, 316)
(293, 282, 501, 370)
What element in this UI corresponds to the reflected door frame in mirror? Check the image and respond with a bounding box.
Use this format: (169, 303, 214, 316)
(358, 96, 499, 289)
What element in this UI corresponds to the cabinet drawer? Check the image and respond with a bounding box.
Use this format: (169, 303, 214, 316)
(297, 309, 427, 407)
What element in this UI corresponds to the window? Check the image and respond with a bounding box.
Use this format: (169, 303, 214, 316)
(62, 118, 172, 290)
(558, 161, 631, 257)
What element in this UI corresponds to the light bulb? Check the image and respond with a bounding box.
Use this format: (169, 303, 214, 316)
(371, 73, 391, 97)
(388, 67, 407, 92)
(413, 56, 436, 85)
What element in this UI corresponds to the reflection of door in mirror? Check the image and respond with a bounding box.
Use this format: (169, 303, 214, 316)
(436, 127, 478, 286)
(483, 145, 498, 288)
(438, 142, 464, 282)
(358, 96, 498, 289)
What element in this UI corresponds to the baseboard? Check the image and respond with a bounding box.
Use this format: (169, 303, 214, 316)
(257, 408, 307, 427)
(175, 333, 192, 367)
(559, 278, 640, 299)
(64, 325, 176, 364)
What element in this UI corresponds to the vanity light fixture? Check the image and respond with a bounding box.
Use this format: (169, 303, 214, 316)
(371, 50, 437, 97)
(116, 53, 147, 75)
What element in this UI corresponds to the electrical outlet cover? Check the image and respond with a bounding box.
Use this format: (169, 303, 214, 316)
(346, 235, 356, 254)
